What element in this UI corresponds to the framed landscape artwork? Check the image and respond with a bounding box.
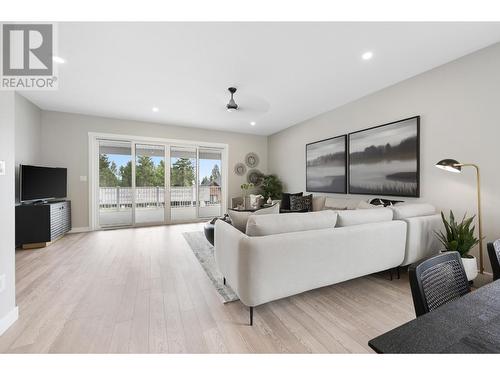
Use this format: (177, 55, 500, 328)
(348, 116, 420, 197)
(306, 135, 347, 193)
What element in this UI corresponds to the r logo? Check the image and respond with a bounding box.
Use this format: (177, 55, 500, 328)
(2, 24, 53, 76)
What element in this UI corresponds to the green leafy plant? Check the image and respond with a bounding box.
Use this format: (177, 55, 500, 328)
(240, 183, 254, 195)
(259, 174, 283, 200)
(435, 210, 480, 259)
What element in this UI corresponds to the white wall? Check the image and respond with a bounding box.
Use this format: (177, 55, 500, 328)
(0, 92, 17, 334)
(269, 42, 500, 271)
(15, 94, 42, 203)
(40, 111, 268, 228)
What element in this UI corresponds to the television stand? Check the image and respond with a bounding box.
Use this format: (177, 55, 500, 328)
(15, 200, 72, 249)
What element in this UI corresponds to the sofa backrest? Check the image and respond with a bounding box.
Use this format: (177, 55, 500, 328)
(246, 210, 338, 237)
(336, 207, 393, 227)
(390, 203, 436, 219)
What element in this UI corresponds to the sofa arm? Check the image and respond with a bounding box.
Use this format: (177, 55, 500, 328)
(400, 214, 444, 266)
(214, 220, 247, 288)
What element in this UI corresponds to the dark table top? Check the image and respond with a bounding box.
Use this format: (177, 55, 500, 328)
(368, 279, 500, 353)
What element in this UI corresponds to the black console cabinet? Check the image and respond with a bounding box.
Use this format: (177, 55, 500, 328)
(16, 201, 72, 248)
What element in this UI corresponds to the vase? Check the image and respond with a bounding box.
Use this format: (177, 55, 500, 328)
(461, 256, 478, 281)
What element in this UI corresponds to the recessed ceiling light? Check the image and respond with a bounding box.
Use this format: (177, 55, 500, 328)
(362, 51, 373, 60)
(152, 107, 159, 112)
(53, 56, 66, 64)
(250, 121, 256, 126)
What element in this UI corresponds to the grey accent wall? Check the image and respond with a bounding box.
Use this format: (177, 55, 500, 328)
(40, 111, 268, 228)
(0, 92, 16, 326)
(269, 42, 500, 271)
(15, 94, 42, 203)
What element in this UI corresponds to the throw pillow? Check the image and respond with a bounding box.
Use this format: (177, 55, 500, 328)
(227, 203, 280, 232)
(357, 200, 380, 209)
(289, 194, 313, 212)
(369, 198, 404, 207)
(281, 192, 303, 210)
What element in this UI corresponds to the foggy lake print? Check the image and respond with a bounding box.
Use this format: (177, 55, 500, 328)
(306, 135, 347, 193)
(348, 117, 419, 197)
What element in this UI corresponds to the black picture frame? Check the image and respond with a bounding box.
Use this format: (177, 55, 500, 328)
(348, 116, 420, 197)
(305, 134, 347, 194)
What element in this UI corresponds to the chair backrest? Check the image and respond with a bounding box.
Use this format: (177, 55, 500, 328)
(487, 240, 500, 281)
(409, 252, 470, 317)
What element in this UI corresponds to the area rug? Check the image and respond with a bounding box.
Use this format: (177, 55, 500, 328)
(182, 231, 239, 303)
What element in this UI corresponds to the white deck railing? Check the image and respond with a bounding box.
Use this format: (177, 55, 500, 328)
(99, 186, 221, 210)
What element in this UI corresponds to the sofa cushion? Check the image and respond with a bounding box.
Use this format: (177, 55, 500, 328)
(227, 203, 280, 232)
(391, 203, 436, 220)
(246, 210, 338, 237)
(324, 197, 362, 210)
(336, 207, 393, 227)
(312, 196, 326, 211)
(281, 192, 303, 211)
(289, 194, 313, 212)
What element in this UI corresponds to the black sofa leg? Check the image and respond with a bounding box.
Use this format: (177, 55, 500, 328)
(223, 277, 226, 285)
(389, 269, 393, 281)
(249, 307, 253, 326)
(397, 266, 401, 280)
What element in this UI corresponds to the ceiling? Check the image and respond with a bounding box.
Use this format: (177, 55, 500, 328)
(22, 22, 500, 136)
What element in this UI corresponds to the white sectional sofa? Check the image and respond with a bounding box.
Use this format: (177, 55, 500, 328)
(214, 200, 443, 324)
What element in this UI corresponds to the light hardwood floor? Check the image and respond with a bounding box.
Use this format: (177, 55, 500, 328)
(0, 223, 416, 353)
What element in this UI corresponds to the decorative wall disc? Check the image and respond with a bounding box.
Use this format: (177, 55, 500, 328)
(245, 152, 259, 168)
(247, 169, 263, 184)
(234, 163, 246, 176)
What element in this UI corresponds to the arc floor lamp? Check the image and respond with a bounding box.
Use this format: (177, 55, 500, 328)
(435, 159, 484, 273)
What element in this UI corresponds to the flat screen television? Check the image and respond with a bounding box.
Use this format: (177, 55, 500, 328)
(20, 165, 67, 202)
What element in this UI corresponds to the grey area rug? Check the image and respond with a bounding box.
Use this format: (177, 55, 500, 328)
(182, 231, 239, 303)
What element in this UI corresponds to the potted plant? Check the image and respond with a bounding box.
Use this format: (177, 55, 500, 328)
(258, 174, 283, 203)
(435, 210, 481, 281)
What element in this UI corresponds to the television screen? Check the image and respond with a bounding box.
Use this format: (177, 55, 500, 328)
(20, 165, 67, 202)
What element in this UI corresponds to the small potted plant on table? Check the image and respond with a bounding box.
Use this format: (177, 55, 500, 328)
(435, 210, 481, 281)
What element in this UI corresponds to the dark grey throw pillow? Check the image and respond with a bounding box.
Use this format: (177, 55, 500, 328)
(289, 194, 313, 212)
(281, 192, 303, 210)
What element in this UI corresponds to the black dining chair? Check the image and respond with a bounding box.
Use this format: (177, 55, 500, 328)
(409, 252, 470, 317)
(487, 240, 500, 281)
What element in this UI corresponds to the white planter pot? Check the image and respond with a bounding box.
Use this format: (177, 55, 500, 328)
(461, 256, 478, 281)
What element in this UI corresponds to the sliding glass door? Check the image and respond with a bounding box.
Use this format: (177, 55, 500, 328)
(170, 147, 197, 222)
(198, 148, 222, 218)
(135, 144, 166, 225)
(98, 140, 133, 227)
(95, 137, 225, 229)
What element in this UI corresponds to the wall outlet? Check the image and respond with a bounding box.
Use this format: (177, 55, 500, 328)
(0, 160, 5, 175)
(0, 274, 5, 293)
(80, 175, 87, 182)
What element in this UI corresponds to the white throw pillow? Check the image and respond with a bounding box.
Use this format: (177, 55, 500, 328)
(246, 210, 338, 237)
(227, 203, 280, 232)
(336, 208, 394, 227)
(324, 197, 362, 210)
(391, 203, 436, 220)
(356, 200, 381, 209)
(312, 196, 326, 211)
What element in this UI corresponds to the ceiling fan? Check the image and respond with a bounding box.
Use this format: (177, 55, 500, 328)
(226, 87, 238, 112)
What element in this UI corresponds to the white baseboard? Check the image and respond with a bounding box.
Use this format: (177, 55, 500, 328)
(0, 306, 19, 336)
(69, 227, 91, 233)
